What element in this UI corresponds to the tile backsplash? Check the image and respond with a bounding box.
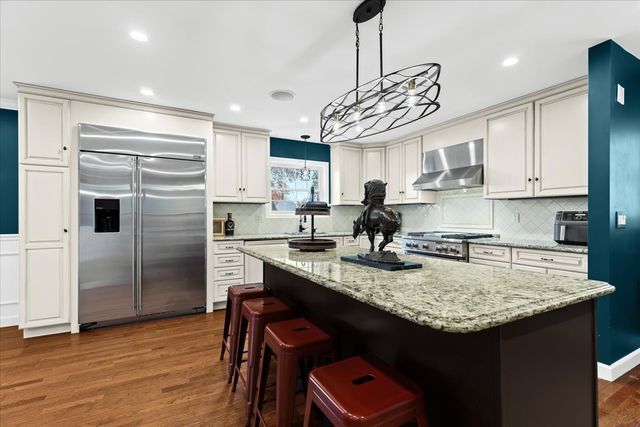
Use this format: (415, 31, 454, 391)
(213, 188, 587, 240)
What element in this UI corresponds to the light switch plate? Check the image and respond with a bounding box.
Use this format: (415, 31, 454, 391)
(617, 84, 625, 105)
(616, 211, 627, 229)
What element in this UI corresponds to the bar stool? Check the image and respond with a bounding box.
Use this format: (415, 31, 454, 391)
(303, 355, 429, 427)
(232, 297, 294, 427)
(253, 318, 336, 427)
(220, 283, 271, 381)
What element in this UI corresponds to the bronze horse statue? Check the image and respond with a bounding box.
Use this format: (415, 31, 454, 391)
(352, 180, 401, 253)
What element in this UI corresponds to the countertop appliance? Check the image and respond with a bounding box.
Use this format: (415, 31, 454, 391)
(402, 231, 495, 262)
(79, 124, 206, 327)
(554, 211, 588, 245)
(412, 139, 484, 191)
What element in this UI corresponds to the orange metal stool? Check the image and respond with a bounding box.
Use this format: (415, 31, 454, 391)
(303, 355, 429, 426)
(232, 297, 294, 427)
(219, 283, 271, 382)
(253, 318, 336, 427)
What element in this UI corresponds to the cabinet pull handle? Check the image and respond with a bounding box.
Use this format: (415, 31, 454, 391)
(224, 259, 234, 262)
(223, 272, 234, 276)
(482, 250, 493, 255)
(541, 257, 554, 262)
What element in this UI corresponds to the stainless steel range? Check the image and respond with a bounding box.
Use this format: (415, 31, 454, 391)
(402, 231, 495, 262)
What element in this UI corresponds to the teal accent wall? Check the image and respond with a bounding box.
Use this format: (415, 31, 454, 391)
(588, 40, 640, 365)
(270, 137, 330, 162)
(0, 108, 18, 235)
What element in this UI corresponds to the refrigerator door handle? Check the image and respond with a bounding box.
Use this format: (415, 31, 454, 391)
(136, 158, 143, 311)
(131, 157, 138, 312)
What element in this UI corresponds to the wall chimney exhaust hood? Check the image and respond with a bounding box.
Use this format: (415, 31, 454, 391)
(412, 139, 484, 191)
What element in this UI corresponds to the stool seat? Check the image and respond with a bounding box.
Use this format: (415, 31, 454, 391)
(229, 283, 268, 298)
(305, 355, 428, 426)
(242, 297, 292, 318)
(265, 318, 333, 355)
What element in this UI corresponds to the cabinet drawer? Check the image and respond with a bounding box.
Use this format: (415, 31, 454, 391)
(216, 278, 244, 299)
(512, 248, 587, 273)
(343, 236, 359, 246)
(214, 266, 244, 281)
(547, 268, 588, 280)
(214, 240, 243, 254)
(213, 253, 244, 267)
(469, 258, 511, 269)
(469, 244, 511, 262)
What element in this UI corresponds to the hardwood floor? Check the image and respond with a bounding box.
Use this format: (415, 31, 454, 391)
(1, 312, 638, 426)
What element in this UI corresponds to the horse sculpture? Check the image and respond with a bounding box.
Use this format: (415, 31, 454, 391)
(352, 179, 402, 256)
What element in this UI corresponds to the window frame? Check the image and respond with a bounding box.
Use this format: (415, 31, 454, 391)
(267, 156, 329, 218)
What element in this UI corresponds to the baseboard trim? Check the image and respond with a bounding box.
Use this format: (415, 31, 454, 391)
(598, 347, 640, 381)
(23, 323, 71, 338)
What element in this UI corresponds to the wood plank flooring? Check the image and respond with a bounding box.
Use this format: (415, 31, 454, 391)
(1, 312, 638, 426)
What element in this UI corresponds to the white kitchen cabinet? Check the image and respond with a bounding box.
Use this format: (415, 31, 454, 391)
(19, 94, 70, 167)
(244, 240, 288, 283)
(468, 244, 511, 263)
(343, 235, 360, 246)
(19, 165, 70, 328)
(362, 147, 385, 183)
(385, 139, 436, 205)
(212, 129, 269, 203)
(241, 133, 270, 203)
(534, 87, 588, 197)
(511, 247, 587, 274)
(485, 103, 534, 199)
(212, 240, 245, 304)
(469, 258, 511, 269)
(331, 145, 362, 205)
(326, 236, 344, 246)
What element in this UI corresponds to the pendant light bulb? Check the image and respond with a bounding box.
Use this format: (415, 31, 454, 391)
(351, 105, 362, 122)
(407, 78, 417, 96)
(376, 96, 386, 113)
(332, 113, 342, 130)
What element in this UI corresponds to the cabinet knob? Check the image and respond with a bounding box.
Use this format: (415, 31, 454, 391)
(239, 187, 242, 191)
(63, 146, 68, 151)
(528, 178, 532, 182)
(63, 228, 68, 233)
(535, 177, 539, 181)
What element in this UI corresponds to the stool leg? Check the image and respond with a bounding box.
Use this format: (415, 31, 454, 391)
(245, 322, 264, 427)
(303, 384, 315, 427)
(232, 316, 248, 392)
(416, 405, 429, 427)
(253, 344, 272, 427)
(276, 353, 299, 427)
(220, 296, 232, 361)
(227, 299, 242, 382)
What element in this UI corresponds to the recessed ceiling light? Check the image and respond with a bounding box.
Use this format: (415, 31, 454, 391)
(230, 104, 241, 112)
(299, 116, 309, 123)
(502, 56, 519, 67)
(130, 30, 148, 42)
(140, 87, 154, 96)
(270, 90, 295, 101)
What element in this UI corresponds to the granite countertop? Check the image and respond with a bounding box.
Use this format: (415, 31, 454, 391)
(470, 237, 588, 254)
(238, 245, 613, 333)
(212, 231, 355, 241)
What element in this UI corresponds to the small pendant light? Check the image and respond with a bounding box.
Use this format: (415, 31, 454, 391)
(300, 134, 311, 181)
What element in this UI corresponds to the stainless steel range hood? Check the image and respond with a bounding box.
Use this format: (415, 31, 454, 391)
(412, 139, 484, 190)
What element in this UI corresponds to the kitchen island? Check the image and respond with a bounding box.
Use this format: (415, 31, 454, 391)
(238, 245, 614, 427)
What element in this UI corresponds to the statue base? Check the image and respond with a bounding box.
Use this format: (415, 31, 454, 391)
(341, 252, 423, 271)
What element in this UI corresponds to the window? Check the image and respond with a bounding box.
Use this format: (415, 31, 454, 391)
(268, 157, 329, 217)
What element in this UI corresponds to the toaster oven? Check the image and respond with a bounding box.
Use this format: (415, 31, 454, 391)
(554, 211, 588, 246)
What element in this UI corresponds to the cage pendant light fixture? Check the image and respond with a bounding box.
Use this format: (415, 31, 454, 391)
(320, 0, 441, 143)
(300, 134, 311, 181)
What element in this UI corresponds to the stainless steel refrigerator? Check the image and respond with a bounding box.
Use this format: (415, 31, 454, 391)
(78, 124, 206, 327)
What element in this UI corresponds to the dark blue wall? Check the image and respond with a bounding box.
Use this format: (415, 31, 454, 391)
(588, 40, 640, 364)
(270, 137, 330, 163)
(0, 108, 18, 235)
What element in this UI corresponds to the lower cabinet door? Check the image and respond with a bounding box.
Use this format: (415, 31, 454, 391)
(21, 246, 69, 327)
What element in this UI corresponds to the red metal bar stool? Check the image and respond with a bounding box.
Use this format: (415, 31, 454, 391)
(232, 297, 294, 427)
(303, 355, 429, 427)
(219, 283, 271, 382)
(253, 318, 336, 427)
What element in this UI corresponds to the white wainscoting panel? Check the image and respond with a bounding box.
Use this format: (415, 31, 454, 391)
(1, 234, 19, 327)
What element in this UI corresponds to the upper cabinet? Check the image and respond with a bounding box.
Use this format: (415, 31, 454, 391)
(534, 87, 588, 197)
(331, 145, 362, 205)
(484, 103, 534, 199)
(19, 94, 70, 167)
(385, 138, 436, 205)
(212, 129, 269, 203)
(362, 147, 385, 183)
(484, 85, 588, 199)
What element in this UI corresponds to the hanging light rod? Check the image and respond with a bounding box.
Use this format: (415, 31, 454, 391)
(320, 0, 441, 143)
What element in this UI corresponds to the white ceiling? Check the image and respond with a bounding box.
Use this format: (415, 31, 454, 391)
(2, 1, 639, 143)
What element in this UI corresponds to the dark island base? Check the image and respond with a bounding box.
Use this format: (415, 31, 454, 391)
(264, 264, 597, 427)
